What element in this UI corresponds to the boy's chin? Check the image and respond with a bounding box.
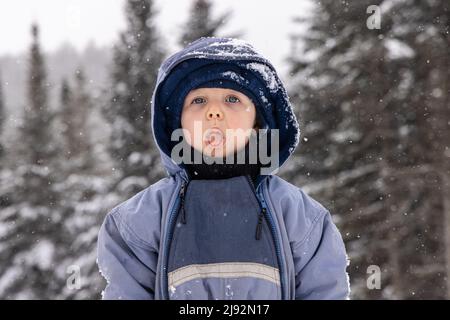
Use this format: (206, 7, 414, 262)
(200, 147, 228, 159)
(192, 145, 244, 160)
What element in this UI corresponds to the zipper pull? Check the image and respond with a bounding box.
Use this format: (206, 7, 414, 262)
(255, 208, 265, 240)
(179, 183, 187, 224)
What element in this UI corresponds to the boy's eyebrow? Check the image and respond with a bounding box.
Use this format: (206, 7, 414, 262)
(185, 92, 207, 101)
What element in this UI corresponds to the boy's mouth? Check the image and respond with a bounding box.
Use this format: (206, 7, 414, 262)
(204, 128, 225, 148)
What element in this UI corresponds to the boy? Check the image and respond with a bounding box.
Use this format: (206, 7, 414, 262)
(97, 37, 350, 300)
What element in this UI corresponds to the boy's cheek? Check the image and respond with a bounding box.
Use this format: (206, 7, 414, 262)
(181, 127, 205, 153)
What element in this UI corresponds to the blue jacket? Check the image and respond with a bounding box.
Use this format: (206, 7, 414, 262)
(96, 37, 350, 300)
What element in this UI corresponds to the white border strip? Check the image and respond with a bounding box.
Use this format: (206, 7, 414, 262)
(168, 262, 280, 287)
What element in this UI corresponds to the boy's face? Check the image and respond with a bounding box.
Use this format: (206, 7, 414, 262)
(181, 88, 257, 158)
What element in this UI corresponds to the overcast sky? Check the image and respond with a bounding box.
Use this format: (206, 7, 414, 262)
(0, 0, 312, 76)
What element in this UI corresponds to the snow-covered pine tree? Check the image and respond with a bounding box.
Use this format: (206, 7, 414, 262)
(104, 0, 166, 197)
(179, 0, 238, 47)
(60, 68, 94, 172)
(382, 0, 450, 299)
(59, 77, 73, 159)
(48, 69, 119, 299)
(287, 0, 449, 299)
(19, 24, 58, 174)
(51, 0, 169, 299)
(0, 24, 62, 299)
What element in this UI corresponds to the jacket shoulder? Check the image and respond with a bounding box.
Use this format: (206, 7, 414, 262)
(105, 176, 178, 249)
(266, 175, 330, 243)
(267, 175, 329, 214)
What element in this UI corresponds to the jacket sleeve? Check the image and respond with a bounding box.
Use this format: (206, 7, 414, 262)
(96, 208, 158, 300)
(293, 210, 350, 300)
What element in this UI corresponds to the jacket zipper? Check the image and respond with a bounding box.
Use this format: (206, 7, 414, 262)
(243, 175, 267, 241)
(255, 208, 265, 240)
(161, 176, 188, 299)
(179, 183, 187, 224)
(246, 174, 286, 300)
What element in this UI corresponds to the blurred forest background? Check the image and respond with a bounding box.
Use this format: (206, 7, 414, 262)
(0, 0, 449, 299)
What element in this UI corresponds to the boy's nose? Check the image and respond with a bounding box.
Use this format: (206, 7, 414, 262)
(206, 106, 224, 120)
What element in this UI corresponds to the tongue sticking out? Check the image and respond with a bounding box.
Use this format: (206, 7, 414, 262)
(205, 129, 224, 147)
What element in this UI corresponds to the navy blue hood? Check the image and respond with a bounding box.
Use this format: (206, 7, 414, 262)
(150, 37, 300, 177)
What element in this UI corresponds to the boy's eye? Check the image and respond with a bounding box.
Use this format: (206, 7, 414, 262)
(191, 97, 206, 105)
(226, 95, 240, 103)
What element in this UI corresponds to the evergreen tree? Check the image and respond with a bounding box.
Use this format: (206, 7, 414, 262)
(59, 77, 73, 159)
(104, 0, 166, 197)
(0, 23, 62, 299)
(60, 68, 94, 172)
(19, 25, 57, 170)
(179, 0, 237, 46)
(48, 72, 115, 300)
(14, 23, 59, 207)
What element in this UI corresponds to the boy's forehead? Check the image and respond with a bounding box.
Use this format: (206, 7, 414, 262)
(187, 87, 244, 96)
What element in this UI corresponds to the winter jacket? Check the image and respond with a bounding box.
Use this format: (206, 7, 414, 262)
(96, 37, 350, 300)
